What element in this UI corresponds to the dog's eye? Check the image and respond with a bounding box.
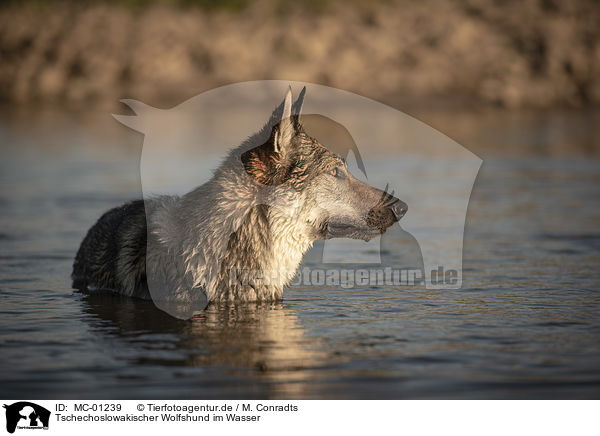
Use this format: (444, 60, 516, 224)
(328, 167, 345, 179)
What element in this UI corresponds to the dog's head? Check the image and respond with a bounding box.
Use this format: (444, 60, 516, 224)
(242, 87, 407, 242)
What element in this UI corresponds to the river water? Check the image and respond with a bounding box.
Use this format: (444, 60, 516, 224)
(1, 107, 599, 399)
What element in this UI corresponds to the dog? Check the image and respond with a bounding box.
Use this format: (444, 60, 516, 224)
(72, 87, 407, 305)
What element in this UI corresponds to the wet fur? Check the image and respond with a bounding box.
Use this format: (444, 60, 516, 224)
(73, 88, 405, 305)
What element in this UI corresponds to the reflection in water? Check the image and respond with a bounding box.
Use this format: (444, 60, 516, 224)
(81, 293, 326, 398)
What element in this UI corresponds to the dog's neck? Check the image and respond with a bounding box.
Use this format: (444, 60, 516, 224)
(181, 152, 315, 302)
(209, 202, 313, 302)
(265, 204, 314, 285)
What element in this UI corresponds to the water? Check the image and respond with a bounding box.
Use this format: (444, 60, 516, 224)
(1, 107, 599, 399)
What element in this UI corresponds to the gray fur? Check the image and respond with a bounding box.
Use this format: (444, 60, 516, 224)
(72, 87, 407, 305)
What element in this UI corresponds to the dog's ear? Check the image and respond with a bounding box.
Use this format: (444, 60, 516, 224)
(291, 86, 306, 131)
(272, 86, 310, 156)
(282, 86, 293, 119)
(273, 87, 294, 154)
(292, 86, 305, 117)
(242, 87, 300, 185)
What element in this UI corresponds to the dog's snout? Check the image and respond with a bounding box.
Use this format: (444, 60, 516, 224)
(390, 200, 408, 221)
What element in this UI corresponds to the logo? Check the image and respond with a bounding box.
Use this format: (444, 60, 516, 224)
(114, 81, 481, 318)
(3, 402, 50, 434)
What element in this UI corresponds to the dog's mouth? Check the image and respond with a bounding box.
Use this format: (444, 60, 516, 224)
(324, 222, 385, 242)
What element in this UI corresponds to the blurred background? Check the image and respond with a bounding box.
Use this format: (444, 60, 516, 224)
(1, 0, 600, 110)
(1, 0, 599, 155)
(0, 0, 599, 399)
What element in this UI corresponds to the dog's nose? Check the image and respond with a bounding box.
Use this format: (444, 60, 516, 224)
(389, 200, 407, 221)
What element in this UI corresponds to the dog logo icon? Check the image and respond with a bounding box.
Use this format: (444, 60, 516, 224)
(3, 402, 50, 434)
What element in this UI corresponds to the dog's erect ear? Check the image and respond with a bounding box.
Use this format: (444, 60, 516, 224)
(242, 87, 299, 184)
(292, 86, 305, 117)
(282, 86, 292, 120)
(291, 86, 306, 131)
(273, 87, 294, 154)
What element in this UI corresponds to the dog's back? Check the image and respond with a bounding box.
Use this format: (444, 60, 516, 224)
(72, 199, 150, 299)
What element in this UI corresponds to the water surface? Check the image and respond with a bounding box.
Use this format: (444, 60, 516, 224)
(1, 108, 599, 399)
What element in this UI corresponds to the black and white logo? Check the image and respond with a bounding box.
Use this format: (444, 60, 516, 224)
(3, 402, 50, 434)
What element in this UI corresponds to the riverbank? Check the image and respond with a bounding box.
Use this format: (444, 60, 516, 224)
(1, 0, 599, 109)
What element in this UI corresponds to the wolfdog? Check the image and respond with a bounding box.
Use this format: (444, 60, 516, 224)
(72, 87, 407, 305)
